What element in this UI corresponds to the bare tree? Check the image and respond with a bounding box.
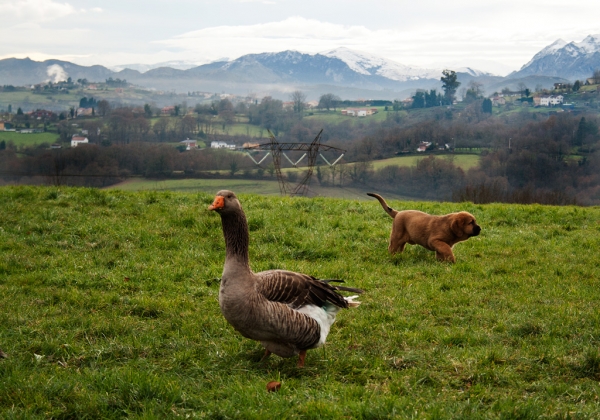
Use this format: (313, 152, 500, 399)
(468, 81, 484, 97)
(290, 90, 307, 116)
(97, 100, 111, 117)
(180, 115, 197, 138)
(318, 93, 341, 111)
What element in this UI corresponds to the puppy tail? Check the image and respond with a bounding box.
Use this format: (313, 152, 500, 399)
(367, 193, 398, 218)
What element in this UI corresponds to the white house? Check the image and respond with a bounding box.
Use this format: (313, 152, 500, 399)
(491, 96, 506, 106)
(342, 108, 377, 117)
(71, 136, 89, 147)
(416, 142, 432, 152)
(539, 95, 564, 107)
(76, 108, 93, 117)
(210, 141, 235, 150)
(180, 139, 198, 150)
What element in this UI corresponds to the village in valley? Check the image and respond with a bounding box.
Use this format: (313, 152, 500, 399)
(1, 71, 599, 154)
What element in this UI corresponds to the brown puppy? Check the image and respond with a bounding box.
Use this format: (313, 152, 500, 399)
(367, 193, 481, 263)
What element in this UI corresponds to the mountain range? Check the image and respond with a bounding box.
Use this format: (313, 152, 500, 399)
(1, 36, 598, 101)
(511, 35, 600, 81)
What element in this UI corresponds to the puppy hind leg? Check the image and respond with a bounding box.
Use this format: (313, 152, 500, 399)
(388, 237, 406, 254)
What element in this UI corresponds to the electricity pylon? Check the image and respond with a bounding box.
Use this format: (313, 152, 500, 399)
(244, 129, 345, 196)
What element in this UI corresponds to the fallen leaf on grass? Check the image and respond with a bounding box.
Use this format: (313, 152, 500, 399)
(266, 381, 281, 392)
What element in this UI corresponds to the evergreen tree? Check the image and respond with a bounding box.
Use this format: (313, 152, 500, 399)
(482, 98, 493, 114)
(412, 91, 425, 108)
(576, 117, 587, 146)
(425, 89, 440, 107)
(441, 70, 461, 105)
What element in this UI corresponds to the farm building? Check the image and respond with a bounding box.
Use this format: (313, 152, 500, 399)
(71, 136, 89, 147)
(211, 141, 236, 150)
(180, 139, 198, 150)
(76, 108, 94, 117)
(538, 95, 564, 107)
(341, 108, 378, 117)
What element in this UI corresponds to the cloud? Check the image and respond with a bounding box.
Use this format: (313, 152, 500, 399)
(0, 0, 77, 22)
(151, 14, 600, 74)
(172, 17, 371, 41)
(156, 17, 385, 61)
(155, 16, 527, 72)
(237, 0, 277, 3)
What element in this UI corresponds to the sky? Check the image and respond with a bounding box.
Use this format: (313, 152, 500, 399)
(2, 0, 600, 76)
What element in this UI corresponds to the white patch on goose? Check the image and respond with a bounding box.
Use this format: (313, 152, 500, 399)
(296, 304, 339, 347)
(297, 295, 361, 347)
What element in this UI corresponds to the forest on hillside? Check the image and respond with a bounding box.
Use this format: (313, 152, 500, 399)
(0, 95, 599, 205)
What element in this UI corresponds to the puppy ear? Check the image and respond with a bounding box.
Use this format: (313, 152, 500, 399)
(450, 216, 464, 236)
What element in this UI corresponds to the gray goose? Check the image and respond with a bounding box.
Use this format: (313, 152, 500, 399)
(208, 190, 363, 367)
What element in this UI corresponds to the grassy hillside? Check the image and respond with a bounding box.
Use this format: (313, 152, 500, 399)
(105, 178, 414, 201)
(1, 186, 599, 418)
(0, 87, 196, 114)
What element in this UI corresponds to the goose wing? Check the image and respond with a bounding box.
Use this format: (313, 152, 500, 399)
(256, 270, 362, 310)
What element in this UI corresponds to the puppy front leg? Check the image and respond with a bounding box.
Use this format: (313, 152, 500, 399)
(431, 241, 455, 263)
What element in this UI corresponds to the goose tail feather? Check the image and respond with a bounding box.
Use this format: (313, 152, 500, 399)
(321, 279, 364, 294)
(345, 295, 361, 307)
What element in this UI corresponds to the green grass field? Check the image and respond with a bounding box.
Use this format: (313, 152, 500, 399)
(371, 154, 480, 171)
(105, 178, 411, 201)
(304, 107, 391, 125)
(1, 186, 599, 418)
(0, 131, 59, 147)
(214, 122, 269, 138)
(0, 92, 72, 110)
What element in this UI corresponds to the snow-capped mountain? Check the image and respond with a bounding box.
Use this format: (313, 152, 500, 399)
(454, 67, 494, 77)
(322, 47, 441, 81)
(0, 45, 568, 101)
(511, 35, 600, 80)
(521, 39, 568, 69)
(183, 49, 443, 90)
(110, 60, 208, 72)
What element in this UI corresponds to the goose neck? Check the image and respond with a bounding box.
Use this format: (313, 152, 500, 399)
(221, 211, 250, 268)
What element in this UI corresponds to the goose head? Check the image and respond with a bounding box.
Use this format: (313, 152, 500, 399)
(208, 190, 242, 215)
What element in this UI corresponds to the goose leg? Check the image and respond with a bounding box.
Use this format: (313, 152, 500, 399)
(297, 350, 307, 368)
(260, 349, 271, 362)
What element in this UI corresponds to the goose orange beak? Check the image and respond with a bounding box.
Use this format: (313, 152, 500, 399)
(208, 196, 225, 211)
